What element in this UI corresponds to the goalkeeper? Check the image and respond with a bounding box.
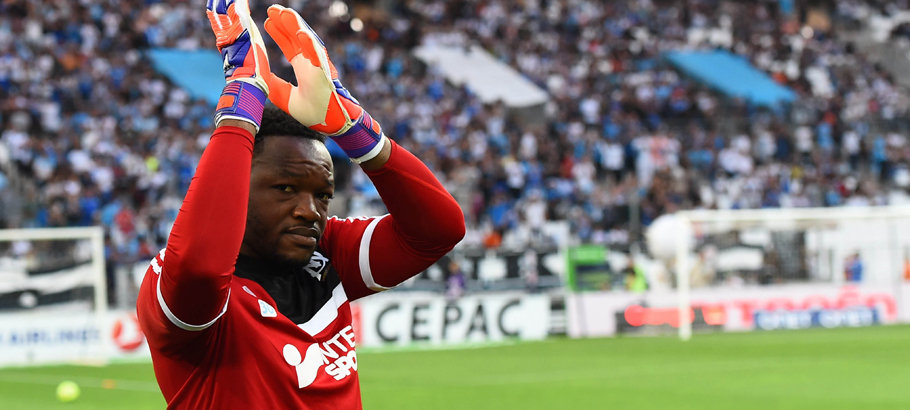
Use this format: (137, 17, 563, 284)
(137, 1, 465, 408)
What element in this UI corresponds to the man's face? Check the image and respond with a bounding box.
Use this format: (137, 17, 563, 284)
(241, 136, 335, 267)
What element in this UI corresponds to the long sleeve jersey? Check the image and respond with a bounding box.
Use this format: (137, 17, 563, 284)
(137, 126, 465, 409)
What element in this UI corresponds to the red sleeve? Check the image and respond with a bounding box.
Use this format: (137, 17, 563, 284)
(138, 126, 253, 341)
(323, 140, 465, 300)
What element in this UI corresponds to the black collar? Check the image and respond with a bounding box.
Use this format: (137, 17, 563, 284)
(234, 253, 300, 281)
(232, 251, 336, 325)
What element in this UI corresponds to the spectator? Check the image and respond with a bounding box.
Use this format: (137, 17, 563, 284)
(845, 252, 864, 282)
(2, 0, 910, 277)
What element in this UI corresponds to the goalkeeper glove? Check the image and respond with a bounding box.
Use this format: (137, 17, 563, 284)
(207, 0, 270, 131)
(263, 5, 385, 163)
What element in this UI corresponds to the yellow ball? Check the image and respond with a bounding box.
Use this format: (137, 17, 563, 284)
(56, 380, 80, 402)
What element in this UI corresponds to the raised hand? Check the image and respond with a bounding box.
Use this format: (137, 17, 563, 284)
(207, 0, 270, 130)
(264, 5, 385, 163)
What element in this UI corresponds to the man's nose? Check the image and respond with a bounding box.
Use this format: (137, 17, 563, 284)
(292, 194, 321, 222)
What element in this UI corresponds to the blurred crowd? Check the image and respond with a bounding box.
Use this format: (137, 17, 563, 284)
(2, 0, 910, 268)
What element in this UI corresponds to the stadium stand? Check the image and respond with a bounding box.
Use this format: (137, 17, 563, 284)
(664, 50, 796, 107)
(2, 0, 910, 295)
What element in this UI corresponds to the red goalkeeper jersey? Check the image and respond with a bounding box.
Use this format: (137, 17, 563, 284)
(137, 127, 464, 409)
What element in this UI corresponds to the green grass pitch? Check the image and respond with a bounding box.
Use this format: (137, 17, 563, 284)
(1, 325, 909, 409)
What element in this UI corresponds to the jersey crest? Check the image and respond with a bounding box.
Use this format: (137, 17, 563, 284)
(305, 251, 330, 281)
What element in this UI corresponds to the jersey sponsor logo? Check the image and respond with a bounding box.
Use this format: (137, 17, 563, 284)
(325, 350, 357, 380)
(281, 325, 359, 388)
(283, 343, 324, 389)
(259, 300, 277, 318)
(305, 251, 329, 281)
(319, 325, 357, 381)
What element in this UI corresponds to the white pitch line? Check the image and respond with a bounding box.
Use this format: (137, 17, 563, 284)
(0, 372, 161, 393)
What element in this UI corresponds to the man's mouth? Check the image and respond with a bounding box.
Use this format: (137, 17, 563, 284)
(286, 233, 317, 247)
(285, 227, 320, 247)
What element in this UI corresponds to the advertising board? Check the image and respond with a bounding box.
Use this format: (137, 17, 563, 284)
(0, 309, 150, 366)
(567, 284, 907, 338)
(352, 292, 550, 347)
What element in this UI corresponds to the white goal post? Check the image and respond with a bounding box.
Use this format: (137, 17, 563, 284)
(674, 206, 910, 341)
(0, 226, 109, 365)
(0, 227, 107, 316)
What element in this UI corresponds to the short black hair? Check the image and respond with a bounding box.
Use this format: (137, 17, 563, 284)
(254, 105, 326, 156)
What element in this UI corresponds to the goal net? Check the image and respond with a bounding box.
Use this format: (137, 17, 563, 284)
(0, 227, 108, 366)
(673, 206, 910, 340)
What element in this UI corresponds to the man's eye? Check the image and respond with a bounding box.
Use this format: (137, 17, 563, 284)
(276, 185, 294, 193)
(318, 193, 334, 201)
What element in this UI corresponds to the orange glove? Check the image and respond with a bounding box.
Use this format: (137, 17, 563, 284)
(264, 5, 385, 163)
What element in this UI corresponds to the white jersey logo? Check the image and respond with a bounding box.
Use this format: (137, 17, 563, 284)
(320, 325, 357, 380)
(325, 349, 357, 380)
(281, 326, 358, 388)
(283, 344, 324, 389)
